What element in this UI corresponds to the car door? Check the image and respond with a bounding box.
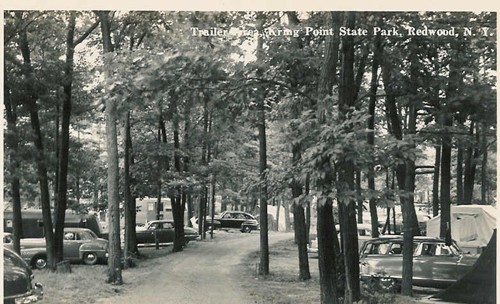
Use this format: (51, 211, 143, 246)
(145, 223, 160, 244)
(160, 222, 175, 243)
(413, 242, 459, 286)
(63, 231, 81, 260)
(220, 212, 237, 228)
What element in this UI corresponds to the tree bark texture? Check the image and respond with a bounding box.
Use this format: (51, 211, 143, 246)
(4, 67, 23, 254)
(337, 12, 360, 303)
(367, 20, 382, 237)
(171, 94, 185, 252)
(16, 11, 56, 270)
(54, 12, 76, 266)
(97, 10, 122, 284)
(315, 11, 342, 304)
(256, 13, 269, 276)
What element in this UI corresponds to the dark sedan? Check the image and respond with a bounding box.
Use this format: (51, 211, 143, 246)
(359, 236, 478, 291)
(136, 220, 199, 246)
(4, 247, 43, 303)
(205, 211, 260, 233)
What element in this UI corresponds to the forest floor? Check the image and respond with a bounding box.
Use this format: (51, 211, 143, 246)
(33, 230, 444, 304)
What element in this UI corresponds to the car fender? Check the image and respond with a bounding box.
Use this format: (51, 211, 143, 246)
(79, 240, 108, 259)
(241, 220, 259, 228)
(20, 247, 46, 264)
(205, 219, 221, 226)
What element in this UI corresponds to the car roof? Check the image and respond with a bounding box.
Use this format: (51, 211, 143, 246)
(225, 211, 251, 214)
(148, 220, 173, 223)
(366, 235, 444, 242)
(63, 227, 92, 232)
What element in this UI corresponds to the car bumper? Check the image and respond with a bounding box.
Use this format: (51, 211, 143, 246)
(4, 282, 43, 304)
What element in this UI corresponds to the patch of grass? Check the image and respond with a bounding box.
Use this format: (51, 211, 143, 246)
(35, 247, 174, 304)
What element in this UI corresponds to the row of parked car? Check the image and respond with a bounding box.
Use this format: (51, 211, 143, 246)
(2, 218, 201, 304)
(307, 224, 480, 291)
(3, 210, 260, 303)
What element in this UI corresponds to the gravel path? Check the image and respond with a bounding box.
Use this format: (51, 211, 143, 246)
(96, 231, 293, 304)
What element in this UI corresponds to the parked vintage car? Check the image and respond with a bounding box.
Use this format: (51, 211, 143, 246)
(15, 227, 108, 269)
(308, 223, 376, 258)
(203, 211, 260, 233)
(4, 247, 43, 303)
(359, 236, 479, 291)
(135, 220, 199, 246)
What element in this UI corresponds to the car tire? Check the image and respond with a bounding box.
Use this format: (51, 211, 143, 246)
(83, 252, 98, 265)
(241, 226, 252, 233)
(32, 255, 47, 270)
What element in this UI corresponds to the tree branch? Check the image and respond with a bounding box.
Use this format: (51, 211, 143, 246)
(74, 19, 100, 46)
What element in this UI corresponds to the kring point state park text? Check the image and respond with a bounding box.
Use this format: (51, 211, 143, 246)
(190, 26, 494, 38)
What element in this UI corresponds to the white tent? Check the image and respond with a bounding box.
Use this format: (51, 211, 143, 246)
(426, 205, 497, 253)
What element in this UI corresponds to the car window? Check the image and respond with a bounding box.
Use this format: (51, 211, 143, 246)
(363, 242, 390, 255)
(420, 243, 437, 256)
(223, 213, 233, 219)
(389, 242, 403, 255)
(435, 244, 457, 256)
(148, 223, 163, 230)
(358, 229, 369, 236)
(64, 232, 76, 240)
(163, 222, 173, 229)
(78, 231, 95, 241)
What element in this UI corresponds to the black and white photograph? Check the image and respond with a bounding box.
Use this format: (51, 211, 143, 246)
(2, 7, 497, 304)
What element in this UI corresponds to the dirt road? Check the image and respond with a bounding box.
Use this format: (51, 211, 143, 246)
(96, 231, 293, 304)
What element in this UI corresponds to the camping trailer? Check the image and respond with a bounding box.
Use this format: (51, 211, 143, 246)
(3, 209, 104, 238)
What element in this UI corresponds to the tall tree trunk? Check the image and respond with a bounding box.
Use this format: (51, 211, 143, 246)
(171, 94, 185, 252)
(124, 111, 139, 260)
(317, 198, 339, 303)
(96, 10, 122, 284)
(367, 19, 382, 237)
(291, 157, 311, 280)
(183, 95, 194, 226)
(432, 144, 441, 216)
(440, 42, 461, 246)
(440, 114, 453, 245)
(157, 111, 169, 222)
(4, 67, 23, 254)
(315, 11, 342, 304)
(255, 13, 269, 276)
(337, 12, 360, 303)
(54, 12, 76, 267)
(284, 200, 291, 232)
(381, 50, 420, 236)
(356, 171, 363, 224)
(456, 142, 464, 204)
(463, 122, 478, 204)
(16, 11, 56, 270)
(480, 123, 488, 204)
(199, 92, 210, 238)
(285, 14, 311, 278)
